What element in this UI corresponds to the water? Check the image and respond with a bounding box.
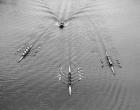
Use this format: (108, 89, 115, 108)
(0, 0, 140, 110)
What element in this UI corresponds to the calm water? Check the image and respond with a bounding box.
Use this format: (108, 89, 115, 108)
(0, 0, 140, 110)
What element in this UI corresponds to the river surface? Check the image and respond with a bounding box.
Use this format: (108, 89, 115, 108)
(0, 0, 140, 110)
